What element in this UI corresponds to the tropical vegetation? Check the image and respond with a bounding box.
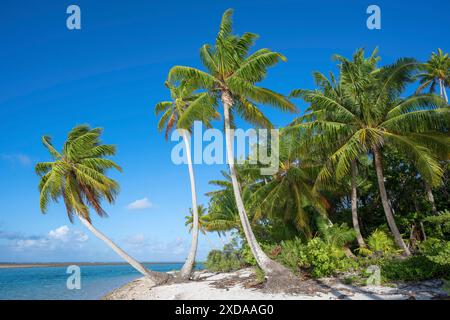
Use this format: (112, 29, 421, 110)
(35, 8, 449, 288)
(171, 10, 449, 284)
(35, 125, 170, 284)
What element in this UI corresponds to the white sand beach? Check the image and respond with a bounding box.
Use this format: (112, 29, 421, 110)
(104, 268, 447, 300)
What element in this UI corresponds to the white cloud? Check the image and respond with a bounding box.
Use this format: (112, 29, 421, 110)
(48, 225, 88, 242)
(48, 225, 70, 240)
(126, 197, 152, 210)
(10, 225, 88, 251)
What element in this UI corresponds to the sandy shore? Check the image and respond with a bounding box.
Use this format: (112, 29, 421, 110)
(104, 268, 448, 300)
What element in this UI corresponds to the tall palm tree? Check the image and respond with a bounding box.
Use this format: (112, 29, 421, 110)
(290, 65, 373, 248)
(155, 81, 218, 280)
(35, 125, 169, 284)
(248, 129, 329, 239)
(168, 9, 295, 277)
(292, 49, 449, 255)
(416, 48, 450, 103)
(416, 48, 450, 213)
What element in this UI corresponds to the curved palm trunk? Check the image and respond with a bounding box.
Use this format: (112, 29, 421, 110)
(351, 161, 366, 248)
(179, 131, 200, 280)
(439, 78, 448, 103)
(222, 91, 288, 276)
(425, 183, 437, 215)
(78, 215, 170, 284)
(372, 147, 411, 256)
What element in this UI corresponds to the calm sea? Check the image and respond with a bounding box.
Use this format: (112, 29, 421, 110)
(0, 263, 201, 300)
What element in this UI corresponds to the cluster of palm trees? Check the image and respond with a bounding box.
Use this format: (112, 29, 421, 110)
(36, 9, 449, 284)
(290, 48, 449, 255)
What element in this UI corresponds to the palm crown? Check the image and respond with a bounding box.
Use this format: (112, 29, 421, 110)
(168, 9, 296, 128)
(155, 81, 218, 139)
(292, 49, 449, 188)
(248, 130, 329, 238)
(36, 125, 121, 222)
(416, 48, 450, 95)
(184, 205, 209, 234)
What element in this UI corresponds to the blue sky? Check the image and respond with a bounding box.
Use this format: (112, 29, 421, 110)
(0, 0, 448, 262)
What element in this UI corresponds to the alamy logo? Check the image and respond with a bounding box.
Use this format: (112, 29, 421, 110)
(366, 265, 381, 286)
(66, 5, 81, 30)
(66, 265, 81, 290)
(366, 5, 381, 30)
(171, 121, 279, 175)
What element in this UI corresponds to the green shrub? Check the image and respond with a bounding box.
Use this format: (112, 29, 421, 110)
(368, 229, 397, 253)
(240, 244, 257, 266)
(357, 229, 398, 256)
(275, 237, 356, 278)
(204, 248, 244, 272)
(419, 238, 450, 266)
(317, 219, 356, 248)
(254, 267, 266, 283)
(423, 211, 450, 240)
(277, 238, 304, 271)
(299, 238, 356, 278)
(381, 255, 449, 282)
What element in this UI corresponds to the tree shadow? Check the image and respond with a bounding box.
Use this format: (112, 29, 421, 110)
(314, 279, 387, 300)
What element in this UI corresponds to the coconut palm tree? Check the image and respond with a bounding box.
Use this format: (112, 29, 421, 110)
(290, 66, 373, 248)
(168, 9, 295, 277)
(184, 205, 219, 249)
(155, 80, 218, 280)
(35, 125, 169, 284)
(185, 205, 209, 235)
(248, 129, 329, 239)
(292, 49, 449, 255)
(416, 48, 450, 213)
(206, 171, 249, 235)
(416, 48, 450, 103)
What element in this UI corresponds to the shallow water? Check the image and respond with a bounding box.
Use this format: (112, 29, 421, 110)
(0, 263, 202, 300)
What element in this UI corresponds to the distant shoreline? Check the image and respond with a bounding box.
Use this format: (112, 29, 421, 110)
(0, 262, 185, 269)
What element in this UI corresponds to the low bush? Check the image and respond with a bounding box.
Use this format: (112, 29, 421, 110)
(204, 248, 245, 272)
(381, 255, 449, 282)
(298, 238, 356, 278)
(380, 239, 450, 282)
(274, 237, 355, 278)
(277, 238, 303, 271)
(357, 229, 399, 256)
(423, 210, 450, 240)
(419, 238, 450, 267)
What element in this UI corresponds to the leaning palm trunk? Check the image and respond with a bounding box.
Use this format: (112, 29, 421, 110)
(78, 215, 170, 284)
(372, 147, 411, 255)
(351, 161, 366, 248)
(222, 91, 288, 276)
(439, 78, 448, 103)
(179, 131, 200, 279)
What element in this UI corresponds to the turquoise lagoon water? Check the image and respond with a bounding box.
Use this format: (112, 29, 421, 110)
(0, 263, 200, 300)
